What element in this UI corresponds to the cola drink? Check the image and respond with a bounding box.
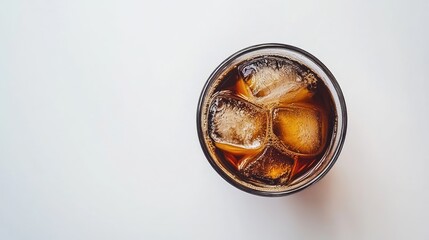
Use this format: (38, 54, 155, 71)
(197, 44, 347, 196)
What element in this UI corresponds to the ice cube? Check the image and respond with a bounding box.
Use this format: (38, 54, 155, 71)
(208, 93, 268, 153)
(272, 104, 327, 155)
(238, 57, 316, 106)
(242, 147, 294, 184)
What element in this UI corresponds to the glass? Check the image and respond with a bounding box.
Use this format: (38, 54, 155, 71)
(196, 43, 347, 196)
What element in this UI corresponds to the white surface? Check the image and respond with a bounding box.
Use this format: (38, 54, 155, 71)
(1, 0, 428, 239)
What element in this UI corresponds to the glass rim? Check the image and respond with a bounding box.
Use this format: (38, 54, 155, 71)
(196, 43, 347, 197)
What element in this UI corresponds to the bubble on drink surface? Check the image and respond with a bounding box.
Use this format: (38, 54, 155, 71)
(273, 104, 327, 155)
(208, 93, 268, 153)
(242, 147, 294, 184)
(238, 57, 317, 106)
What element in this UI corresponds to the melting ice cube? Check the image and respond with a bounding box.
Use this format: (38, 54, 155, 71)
(272, 104, 327, 155)
(208, 93, 268, 153)
(242, 147, 294, 184)
(238, 57, 316, 106)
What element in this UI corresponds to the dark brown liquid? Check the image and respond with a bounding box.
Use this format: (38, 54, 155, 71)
(207, 56, 335, 186)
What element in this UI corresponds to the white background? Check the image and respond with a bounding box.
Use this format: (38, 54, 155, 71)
(1, 0, 428, 239)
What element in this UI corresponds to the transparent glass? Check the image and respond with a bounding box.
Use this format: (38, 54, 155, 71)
(196, 43, 347, 196)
